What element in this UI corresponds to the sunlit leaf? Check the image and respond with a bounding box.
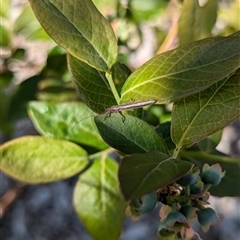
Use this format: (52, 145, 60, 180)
(172, 69, 240, 147)
(73, 157, 126, 240)
(28, 0, 118, 71)
(121, 35, 240, 103)
(28, 101, 108, 150)
(0, 136, 88, 183)
(118, 151, 193, 200)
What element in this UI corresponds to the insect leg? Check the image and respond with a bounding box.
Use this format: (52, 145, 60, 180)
(104, 111, 111, 120)
(118, 111, 126, 123)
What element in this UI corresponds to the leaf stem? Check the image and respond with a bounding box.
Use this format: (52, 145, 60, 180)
(106, 72, 120, 104)
(89, 147, 115, 160)
(179, 150, 240, 164)
(172, 147, 180, 158)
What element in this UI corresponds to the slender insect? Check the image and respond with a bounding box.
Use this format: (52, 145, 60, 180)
(104, 99, 157, 122)
(71, 100, 157, 129)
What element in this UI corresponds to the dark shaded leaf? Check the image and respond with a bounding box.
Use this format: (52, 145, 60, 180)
(94, 114, 169, 154)
(68, 54, 116, 113)
(118, 151, 193, 200)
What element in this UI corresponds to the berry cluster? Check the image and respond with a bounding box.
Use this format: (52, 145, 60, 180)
(126, 163, 225, 239)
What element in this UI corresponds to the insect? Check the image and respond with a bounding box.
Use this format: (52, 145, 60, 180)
(71, 100, 157, 129)
(104, 100, 157, 122)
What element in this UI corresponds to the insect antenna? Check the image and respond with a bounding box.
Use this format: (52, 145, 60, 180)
(71, 114, 96, 130)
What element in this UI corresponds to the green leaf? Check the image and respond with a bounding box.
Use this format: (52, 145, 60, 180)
(94, 114, 169, 154)
(120, 35, 240, 104)
(37, 80, 78, 103)
(42, 46, 67, 77)
(67, 54, 117, 113)
(28, 0, 118, 71)
(28, 101, 108, 150)
(8, 75, 40, 121)
(172, 68, 240, 147)
(178, 0, 202, 45)
(73, 157, 126, 240)
(13, 5, 50, 40)
(155, 122, 175, 150)
(178, 0, 217, 45)
(210, 160, 240, 197)
(0, 23, 10, 46)
(112, 62, 132, 95)
(197, 130, 223, 153)
(0, 0, 9, 17)
(230, 31, 240, 38)
(0, 136, 88, 183)
(0, 89, 12, 134)
(118, 151, 193, 200)
(201, 0, 218, 37)
(129, 0, 167, 21)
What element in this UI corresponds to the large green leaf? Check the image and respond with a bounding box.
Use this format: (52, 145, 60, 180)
(118, 151, 193, 200)
(178, 0, 217, 45)
(73, 157, 126, 240)
(28, 101, 108, 150)
(94, 114, 169, 154)
(172, 68, 240, 147)
(28, 0, 118, 71)
(67, 54, 116, 113)
(120, 34, 240, 103)
(0, 136, 88, 183)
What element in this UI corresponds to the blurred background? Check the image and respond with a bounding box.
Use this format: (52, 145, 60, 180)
(1, 0, 239, 239)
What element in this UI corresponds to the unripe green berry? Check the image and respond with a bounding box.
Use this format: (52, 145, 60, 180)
(137, 192, 158, 213)
(179, 205, 197, 220)
(201, 164, 225, 186)
(177, 168, 200, 186)
(197, 207, 219, 232)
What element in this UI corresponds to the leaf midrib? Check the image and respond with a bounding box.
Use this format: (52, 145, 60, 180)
(176, 77, 230, 147)
(123, 52, 239, 95)
(42, 1, 108, 65)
